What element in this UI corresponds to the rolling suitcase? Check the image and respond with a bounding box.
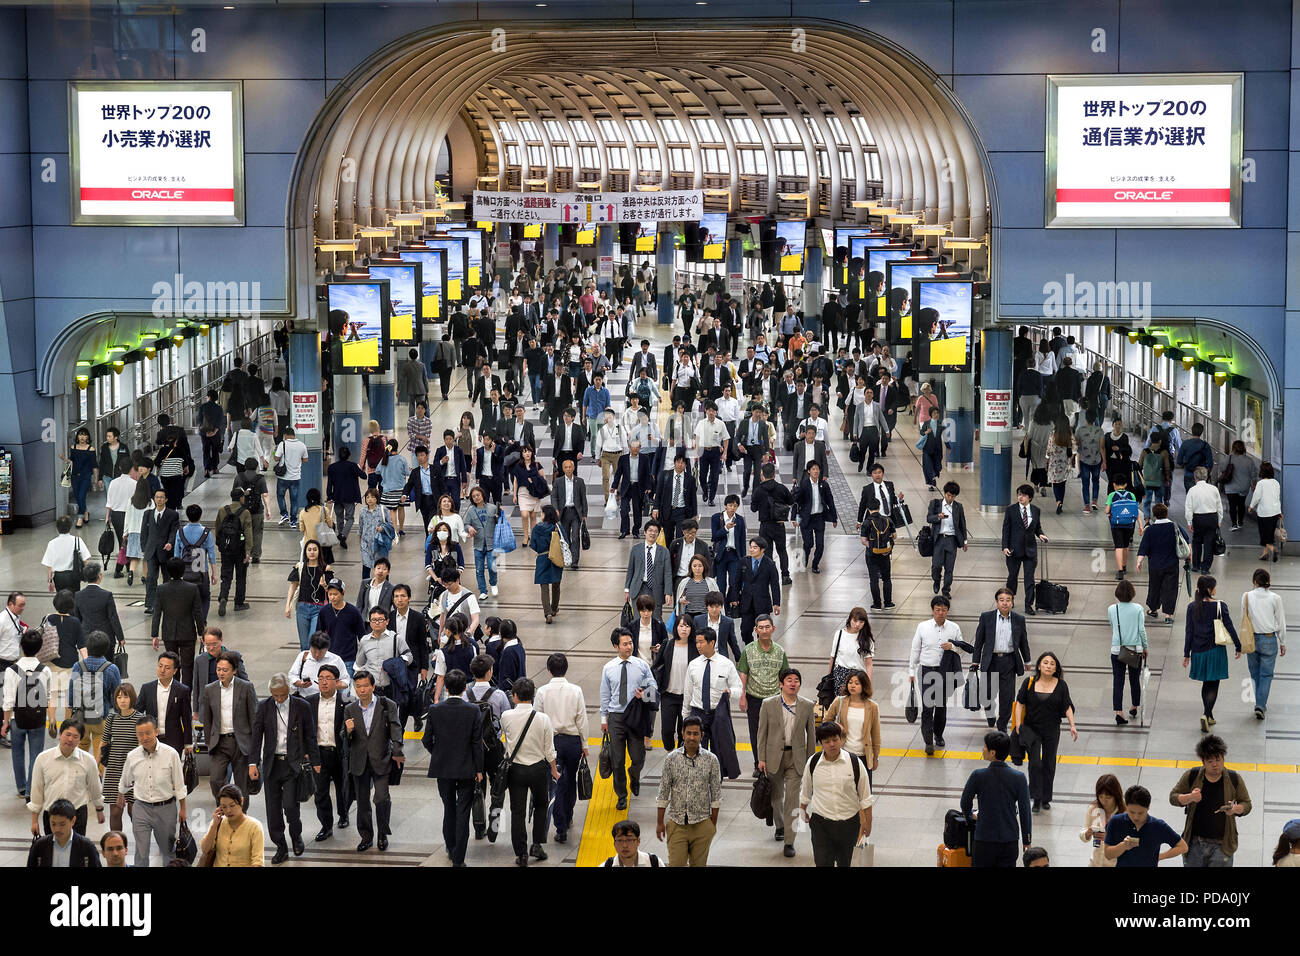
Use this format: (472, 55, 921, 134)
(1033, 542, 1069, 614)
(937, 844, 971, 867)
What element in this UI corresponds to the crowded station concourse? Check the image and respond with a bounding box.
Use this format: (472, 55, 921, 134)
(0, 2, 1296, 894)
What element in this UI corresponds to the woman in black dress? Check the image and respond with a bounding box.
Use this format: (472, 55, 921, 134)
(1103, 416, 1133, 495)
(1015, 651, 1079, 813)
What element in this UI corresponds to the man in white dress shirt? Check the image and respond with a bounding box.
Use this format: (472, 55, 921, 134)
(686, 629, 744, 751)
(800, 720, 873, 867)
(499, 678, 558, 866)
(1184, 466, 1224, 575)
(289, 632, 351, 697)
(104, 464, 140, 578)
(908, 595, 973, 756)
(534, 652, 588, 844)
(693, 403, 730, 507)
(116, 714, 186, 867)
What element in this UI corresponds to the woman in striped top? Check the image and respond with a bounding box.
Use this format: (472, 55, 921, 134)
(674, 555, 719, 620)
(100, 682, 144, 833)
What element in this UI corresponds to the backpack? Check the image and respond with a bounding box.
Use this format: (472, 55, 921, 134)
(70, 659, 112, 720)
(180, 527, 211, 579)
(466, 685, 505, 770)
(807, 750, 862, 791)
(865, 514, 894, 555)
(603, 853, 661, 867)
(10, 662, 47, 730)
(1108, 490, 1139, 528)
(215, 506, 246, 556)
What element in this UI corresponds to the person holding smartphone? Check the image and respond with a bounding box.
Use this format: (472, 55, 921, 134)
(1168, 734, 1252, 867)
(1104, 785, 1187, 867)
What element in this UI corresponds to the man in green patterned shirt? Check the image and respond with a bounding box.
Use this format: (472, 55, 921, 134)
(737, 614, 789, 772)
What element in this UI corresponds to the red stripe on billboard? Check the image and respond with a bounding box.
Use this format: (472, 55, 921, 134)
(1056, 188, 1230, 203)
(80, 187, 235, 202)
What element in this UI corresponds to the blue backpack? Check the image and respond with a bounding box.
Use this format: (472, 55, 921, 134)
(1109, 491, 1139, 528)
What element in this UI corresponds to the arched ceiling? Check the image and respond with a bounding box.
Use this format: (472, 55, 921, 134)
(310, 23, 990, 245)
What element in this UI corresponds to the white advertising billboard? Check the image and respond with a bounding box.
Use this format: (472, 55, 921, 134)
(69, 81, 245, 226)
(473, 189, 704, 223)
(1045, 74, 1242, 228)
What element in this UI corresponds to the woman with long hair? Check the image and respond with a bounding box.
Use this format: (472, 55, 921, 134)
(1183, 574, 1241, 734)
(1108, 579, 1148, 724)
(356, 488, 390, 584)
(1079, 773, 1125, 867)
(457, 412, 476, 462)
(285, 539, 330, 651)
(463, 485, 500, 601)
(1014, 651, 1078, 812)
(1241, 567, 1286, 719)
(151, 426, 193, 514)
(431, 493, 467, 546)
(674, 555, 719, 620)
(531, 504, 563, 624)
(651, 614, 699, 752)
(823, 668, 881, 783)
(122, 469, 154, 585)
(297, 487, 335, 565)
(1218, 438, 1257, 531)
(433, 613, 478, 703)
(828, 606, 874, 694)
(1247, 460, 1283, 562)
(425, 520, 464, 584)
(59, 427, 97, 527)
(511, 444, 548, 539)
(1045, 417, 1076, 514)
(375, 438, 410, 533)
(1026, 400, 1055, 497)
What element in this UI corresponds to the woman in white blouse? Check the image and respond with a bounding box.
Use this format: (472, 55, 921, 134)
(429, 493, 468, 544)
(828, 606, 874, 694)
(1242, 567, 1287, 719)
(1035, 339, 1058, 379)
(1079, 773, 1124, 867)
(1247, 461, 1283, 562)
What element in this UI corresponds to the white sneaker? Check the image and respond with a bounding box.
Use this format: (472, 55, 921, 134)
(490, 585, 499, 597)
(479, 592, 489, 600)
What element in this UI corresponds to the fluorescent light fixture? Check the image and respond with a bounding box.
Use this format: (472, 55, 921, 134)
(912, 225, 950, 236)
(868, 206, 899, 217)
(440, 201, 466, 211)
(419, 208, 443, 219)
(703, 188, 730, 196)
(576, 181, 601, 189)
(778, 192, 808, 201)
(635, 184, 662, 192)
(316, 239, 359, 252)
(888, 214, 921, 225)
(477, 175, 499, 183)
(357, 226, 395, 238)
(524, 178, 547, 186)
(942, 236, 986, 250)
(390, 213, 423, 225)
(851, 200, 879, 209)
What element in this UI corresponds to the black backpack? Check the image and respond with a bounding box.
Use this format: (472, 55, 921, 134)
(943, 807, 974, 853)
(466, 685, 504, 770)
(11, 662, 47, 730)
(807, 750, 861, 788)
(216, 505, 246, 556)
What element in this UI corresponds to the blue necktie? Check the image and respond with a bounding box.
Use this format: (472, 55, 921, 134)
(702, 658, 713, 713)
(752, 558, 759, 573)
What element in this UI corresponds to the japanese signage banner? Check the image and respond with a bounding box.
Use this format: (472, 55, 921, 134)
(473, 190, 704, 223)
(69, 81, 245, 226)
(983, 389, 1012, 433)
(290, 392, 320, 436)
(1045, 73, 1242, 228)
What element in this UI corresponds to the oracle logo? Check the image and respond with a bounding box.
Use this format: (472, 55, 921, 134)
(1113, 190, 1173, 201)
(131, 189, 184, 199)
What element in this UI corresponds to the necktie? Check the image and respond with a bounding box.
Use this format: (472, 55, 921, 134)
(675, 474, 683, 507)
(752, 558, 759, 573)
(618, 660, 628, 707)
(702, 659, 713, 713)
(1022, 506, 1030, 528)
(646, 546, 654, 583)
(878, 484, 889, 515)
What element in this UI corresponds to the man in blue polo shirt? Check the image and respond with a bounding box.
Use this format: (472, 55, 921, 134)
(959, 730, 1032, 867)
(1104, 784, 1188, 867)
(582, 371, 612, 458)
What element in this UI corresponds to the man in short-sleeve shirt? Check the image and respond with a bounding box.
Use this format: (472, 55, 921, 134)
(1104, 784, 1187, 867)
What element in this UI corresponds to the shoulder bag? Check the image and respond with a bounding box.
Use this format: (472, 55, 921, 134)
(499, 710, 536, 780)
(1238, 595, 1256, 655)
(576, 751, 594, 801)
(1113, 605, 1145, 669)
(273, 442, 288, 478)
(1213, 601, 1231, 646)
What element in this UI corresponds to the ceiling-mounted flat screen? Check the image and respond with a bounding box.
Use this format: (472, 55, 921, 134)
(366, 262, 421, 346)
(327, 280, 390, 374)
(913, 277, 975, 372)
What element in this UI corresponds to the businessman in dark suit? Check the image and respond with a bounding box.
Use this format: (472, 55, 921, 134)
(308, 664, 352, 841)
(792, 461, 838, 574)
(655, 453, 697, 545)
(550, 456, 589, 569)
(197, 651, 257, 806)
(628, 340, 658, 382)
(74, 565, 125, 647)
(926, 481, 970, 599)
(669, 518, 714, 590)
(191, 629, 247, 720)
(422, 668, 484, 867)
(728, 537, 782, 645)
(876, 371, 907, 456)
(735, 405, 771, 497)
(150, 558, 204, 690)
(471, 366, 502, 410)
(612, 441, 654, 538)
(139, 487, 179, 614)
(431, 431, 470, 510)
(856, 464, 904, 530)
(1001, 484, 1049, 615)
(624, 520, 674, 619)
(474, 432, 507, 505)
(971, 589, 1033, 733)
(402, 445, 441, 533)
(501, 404, 536, 453)
(26, 800, 100, 868)
(710, 497, 747, 602)
(249, 673, 320, 863)
(551, 408, 586, 476)
(791, 424, 828, 482)
(138, 651, 192, 754)
(344, 670, 404, 852)
(694, 599, 742, 660)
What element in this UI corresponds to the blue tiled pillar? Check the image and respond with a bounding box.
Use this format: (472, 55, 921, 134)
(656, 230, 674, 327)
(979, 327, 1013, 512)
(288, 330, 322, 488)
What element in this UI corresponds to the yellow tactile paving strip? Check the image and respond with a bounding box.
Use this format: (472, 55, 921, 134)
(400, 732, 1298, 866)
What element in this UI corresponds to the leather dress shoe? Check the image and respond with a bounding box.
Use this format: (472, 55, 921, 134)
(774, 828, 784, 842)
(515, 854, 528, 866)
(377, 836, 388, 851)
(529, 844, 547, 861)
(292, 838, 305, 856)
(338, 816, 349, 829)
(314, 828, 332, 842)
(629, 778, 640, 797)
(616, 795, 628, 811)
(783, 845, 796, 858)
(356, 839, 372, 851)
(271, 846, 289, 864)
(554, 829, 567, 844)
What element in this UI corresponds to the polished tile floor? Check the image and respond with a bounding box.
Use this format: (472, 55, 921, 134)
(0, 319, 1294, 867)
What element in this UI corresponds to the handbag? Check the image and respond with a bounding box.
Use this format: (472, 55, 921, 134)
(273, 442, 288, 478)
(1115, 605, 1146, 669)
(315, 521, 339, 548)
(962, 666, 982, 711)
(1276, 525, 1288, 547)
(173, 820, 198, 863)
(1239, 595, 1257, 655)
(558, 528, 575, 567)
(492, 514, 517, 554)
(35, 616, 61, 664)
(750, 771, 773, 820)
(1009, 677, 1032, 765)
(500, 710, 536, 779)
(97, 526, 116, 558)
(182, 749, 199, 794)
(620, 601, 635, 630)
(294, 750, 317, 802)
(576, 754, 594, 801)
(1175, 524, 1191, 560)
(1213, 601, 1232, 646)
(60, 463, 72, 488)
(904, 683, 919, 724)
(598, 730, 613, 779)
(1213, 530, 1227, 556)
(112, 640, 129, 679)
(548, 529, 565, 568)
(580, 521, 591, 551)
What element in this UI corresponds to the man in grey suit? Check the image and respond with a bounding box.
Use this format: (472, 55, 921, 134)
(550, 456, 589, 569)
(197, 651, 257, 807)
(756, 667, 817, 858)
(344, 670, 404, 852)
(791, 424, 828, 482)
(623, 519, 673, 620)
(191, 627, 247, 720)
(74, 563, 125, 648)
(249, 673, 320, 864)
(396, 348, 428, 417)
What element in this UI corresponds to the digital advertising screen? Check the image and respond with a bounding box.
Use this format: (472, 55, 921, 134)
(523, 223, 543, 239)
(442, 228, 485, 288)
(699, 212, 727, 262)
(367, 262, 420, 345)
(846, 234, 897, 294)
(867, 246, 915, 316)
(419, 237, 467, 302)
(885, 260, 941, 339)
(576, 227, 595, 246)
(327, 281, 390, 373)
(775, 220, 806, 274)
(913, 278, 974, 371)
(69, 80, 244, 226)
(397, 248, 447, 321)
(635, 221, 657, 253)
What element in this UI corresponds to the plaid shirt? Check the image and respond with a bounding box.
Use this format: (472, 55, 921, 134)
(656, 746, 722, 826)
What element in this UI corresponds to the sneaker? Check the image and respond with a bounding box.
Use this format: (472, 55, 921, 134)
(1254, 707, 1265, 720)
(1163, 616, 1175, 624)
(1082, 507, 1092, 514)
(884, 602, 895, 609)
(1115, 569, 1125, 580)
(490, 585, 499, 597)
(479, 592, 489, 601)
(234, 603, 250, 611)
(278, 515, 291, 526)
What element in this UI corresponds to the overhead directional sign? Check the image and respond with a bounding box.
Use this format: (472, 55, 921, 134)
(473, 190, 703, 223)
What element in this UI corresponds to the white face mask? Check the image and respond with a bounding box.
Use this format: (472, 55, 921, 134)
(437, 531, 450, 542)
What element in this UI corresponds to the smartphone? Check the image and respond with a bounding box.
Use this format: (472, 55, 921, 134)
(1125, 835, 1140, 845)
